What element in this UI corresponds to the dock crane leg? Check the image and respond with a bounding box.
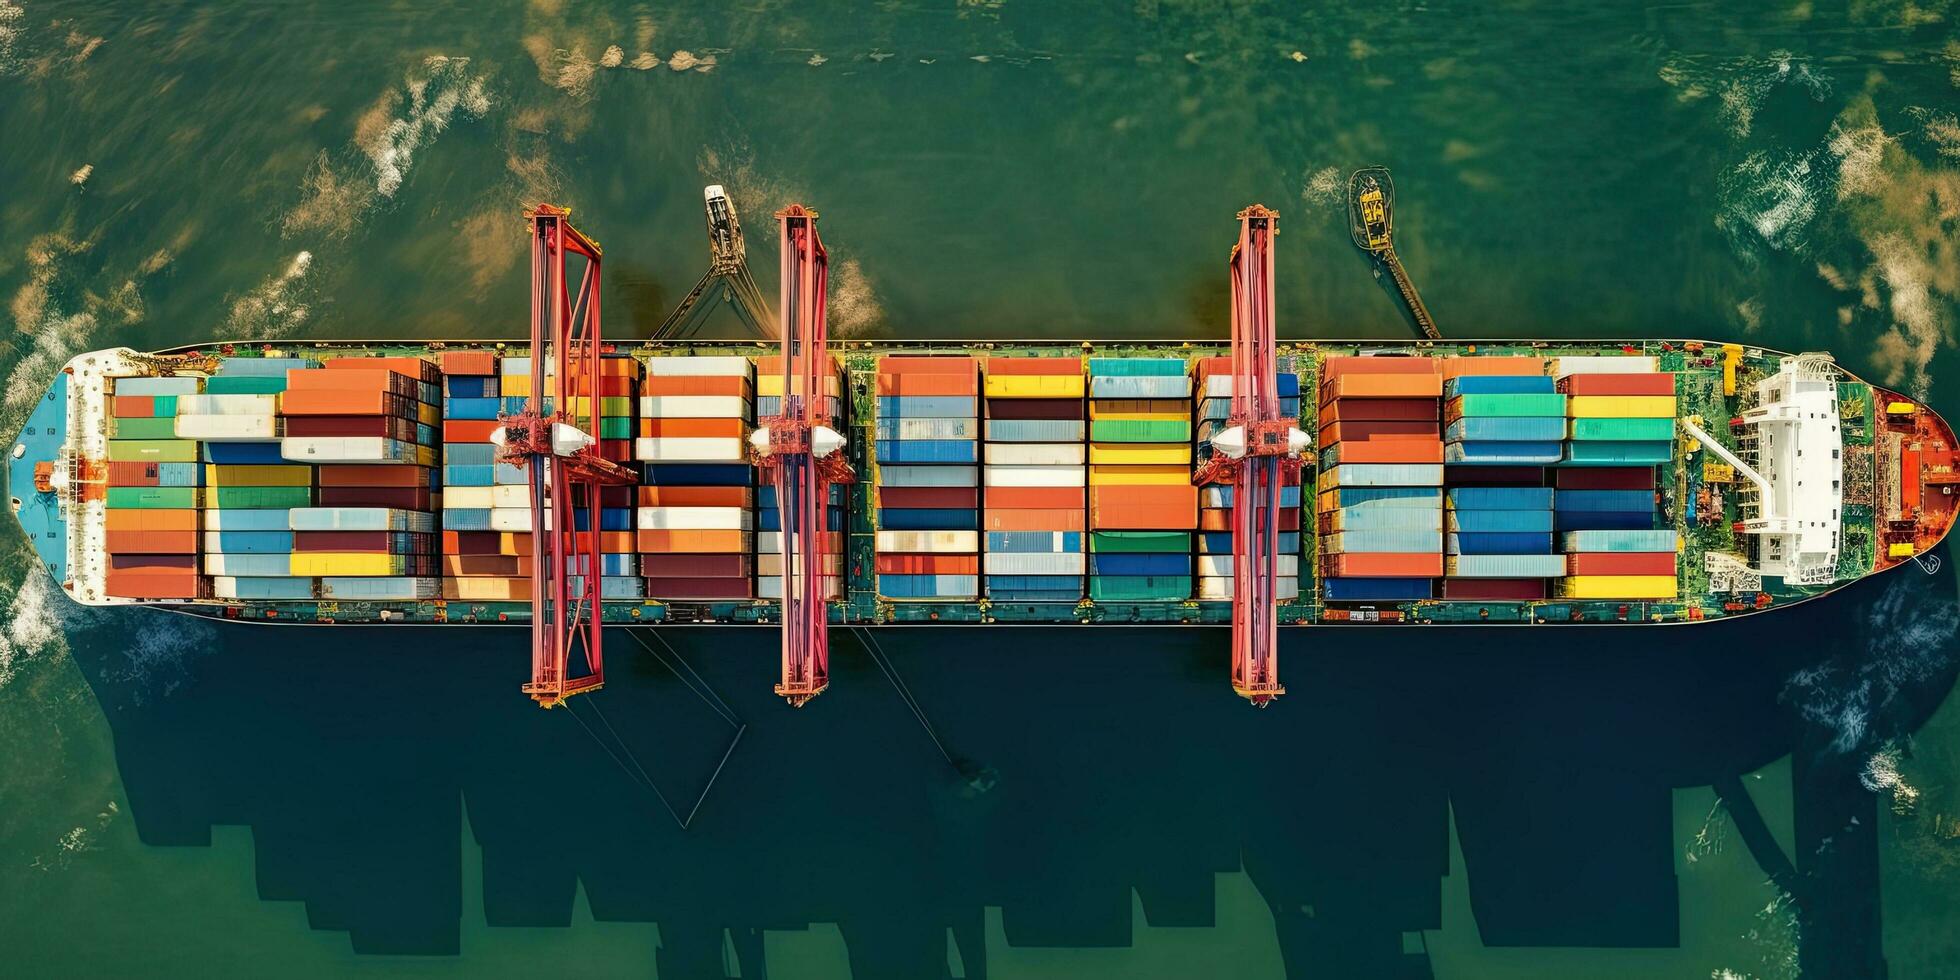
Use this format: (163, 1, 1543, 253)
(500, 204, 639, 708)
(1195, 205, 1309, 705)
(750, 205, 856, 706)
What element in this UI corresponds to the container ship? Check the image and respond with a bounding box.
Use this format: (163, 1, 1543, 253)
(5, 200, 1957, 706)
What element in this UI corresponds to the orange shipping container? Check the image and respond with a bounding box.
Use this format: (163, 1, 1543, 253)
(1320, 553, 1443, 578)
(105, 509, 198, 531)
(1088, 485, 1198, 529)
(1324, 440, 1444, 464)
(443, 555, 524, 576)
(596, 531, 635, 554)
(876, 554, 980, 575)
(289, 368, 416, 391)
(638, 485, 753, 507)
(1320, 373, 1443, 400)
(640, 375, 753, 396)
(1320, 356, 1440, 379)
(106, 569, 201, 599)
(876, 372, 979, 396)
(565, 376, 637, 397)
(1439, 356, 1546, 378)
(639, 417, 745, 438)
(443, 420, 500, 443)
(106, 529, 198, 553)
(106, 461, 163, 486)
(876, 356, 977, 376)
(281, 389, 413, 416)
(635, 529, 750, 553)
(984, 508, 1088, 532)
(112, 396, 157, 418)
(1201, 508, 1301, 532)
(440, 350, 499, 376)
(323, 356, 440, 382)
(986, 486, 1085, 509)
(986, 357, 1081, 377)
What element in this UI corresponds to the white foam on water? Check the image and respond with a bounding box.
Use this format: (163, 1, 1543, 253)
(1299, 166, 1342, 206)
(362, 55, 492, 199)
(221, 251, 313, 341)
(0, 567, 70, 692)
(600, 44, 624, 69)
(1866, 231, 1945, 396)
(0, 1, 26, 76)
(828, 256, 884, 338)
(1721, 149, 1824, 256)
(3, 233, 101, 425)
(96, 606, 215, 702)
(1828, 120, 1889, 201)
(1717, 50, 1832, 140)
(1783, 576, 1959, 755)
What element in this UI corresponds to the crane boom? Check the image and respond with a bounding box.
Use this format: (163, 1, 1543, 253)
(503, 204, 638, 708)
(754, 205, 855, 706)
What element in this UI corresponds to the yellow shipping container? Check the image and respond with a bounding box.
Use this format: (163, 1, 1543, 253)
(1555, 575, 1678, 600)
(203, 464, 314, 487)
(756, 374, 843, 398)
(417, 402, 440, 426)
(290, 553, 419, 576)
(1567, 395, 1677, 418)
(1088, 463, 1190, 486)
(567, 396, 634, 417)
(1089, 399, 1188, 419)
(500, 532, 529, 556)
(985, 374, 1084, 399)
(1088, 443, 1188, 465)
(445, 577, 528, 601)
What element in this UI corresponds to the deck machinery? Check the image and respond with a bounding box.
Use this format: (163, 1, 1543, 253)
(9, 207, 1960, 710)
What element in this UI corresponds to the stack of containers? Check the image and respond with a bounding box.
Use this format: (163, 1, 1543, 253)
(1315, 357, 1445, 602)
(1554, 357, 1676, 467)
(1193, 356, 1302, 601)
(579, 357, 642, 601)
(638, 355, 755, 602)
(1085, 357, 1197, 602)
(1437, 360, 1567, 599)
(437, 350, 525, 601)
(980, 357, 1086, 602)
(105, 376, 204, 598)
(188, 359, 320, 601)
(756, 354, 845, 602)
(488, 356, 540, 581)
(1552, 358, 1678, 601)
(875, 356, 981, 600)
(279, 358, 441, 601)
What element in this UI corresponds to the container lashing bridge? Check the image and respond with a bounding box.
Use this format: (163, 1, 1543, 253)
(750, 205, 856, 707)
(1193, 205, 1309, 705)
(498, 204, 639, 708)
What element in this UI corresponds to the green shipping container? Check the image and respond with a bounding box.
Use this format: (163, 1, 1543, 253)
(209, 486, 313, 508)
(598, 417, 633, 439)
(107, 487, 200, 509)
(110, 417, 178, 439)
(1088, 357, 1188, 377)
(203, 376, 288, 394)
(1089, 418, 1191, 442)
(151, 395, 179, 417)
(107, 439, 199, 463)
(1089, 575, 1194, 601)
(1561, 440, 1673, 466)
(1089, 531, 1193, 553)
(1447, 393, 1569, 418)
(1568, 418, 1674, 441)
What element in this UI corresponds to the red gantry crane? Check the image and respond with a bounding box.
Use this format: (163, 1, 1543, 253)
(499, 204, 639, 708)
(1193, 205, 1309, 706)
(750, 205, 855, 707)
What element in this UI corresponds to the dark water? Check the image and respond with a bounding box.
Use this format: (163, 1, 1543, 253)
(3, 1, 1960, 976)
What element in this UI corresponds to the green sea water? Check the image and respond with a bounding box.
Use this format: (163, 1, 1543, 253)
(3, 1, 1960, 976)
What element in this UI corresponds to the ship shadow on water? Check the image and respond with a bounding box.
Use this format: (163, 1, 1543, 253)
(69, 554, 1960, 978)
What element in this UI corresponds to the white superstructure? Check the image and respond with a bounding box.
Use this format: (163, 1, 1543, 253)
(1735, 354, 1845, 585)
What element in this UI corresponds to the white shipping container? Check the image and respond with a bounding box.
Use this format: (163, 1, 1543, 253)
(756, 553, 844, 577)
(638, 395, 750, 419)
(642, 355, 753, 377)
(634, 437, 746, 462)
(175, 414, 280, 441)
(202, 554, 292, 576)
(984, 443, 1085, 466)
(1550, 356, 1660, 378)
(176, 394, 279, 415)
(636, 506, 752, 530)
(983, 552, 1086, 575)
(490, 507, 532, 532)
(443, 486, 495, 509)
(288, 507, 435, 532)
(876, 530, 978, 553)
(281, 437, 418, 463)
(490, 484, 530, 508)
(983, 464, 1087, 488)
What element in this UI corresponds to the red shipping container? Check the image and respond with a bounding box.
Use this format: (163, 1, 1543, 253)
(1441, 578, 1547, 600)
(599, 441, 634, 463)
(105, 530, 198, 553)
(1201, 508, 1301, 532)
(641, 375, 751, 396)
(106, 462, 163, 486)
(1439, 356, 1547, 378)
(880, 486, 979, 509)
(1320, 553, 1443, 577)
(443, 420, 500, 443)
(1319, 420, 1439, 446)
(443, 555, 523, 576)
(640, 554, 752, 577)
(1088, 485, 1197, 530)
(109, 553, 197, 571)
(323, 356, 441, 383)
(637, 486, 753, 507)
(986, 486, 1085, 509)
(106, 569, 201, 599)
(1318, 399, 1438, 426)
(1555, 467, 1655, 490)
(443, 531, 501, 555)
(597, 486, 635, 509)
(644, 578, 756, 600)
(318, 465, 431, 488)
(1566, 552, 1676, 576)
(986, 398, 1084, 420)
(105, 509, 197, 531)
(987, 356, 1081, 376)
(285, 415, 420, 439)
(1558, 372, 1676, 396)
(296, 531, 433, 552)
(318, 486, 431, 509)
(112, 395, 156, 418)
(1321, 356, 1440, 379)
(876, 554, 979, 575)
(440, 350, 499, 376)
